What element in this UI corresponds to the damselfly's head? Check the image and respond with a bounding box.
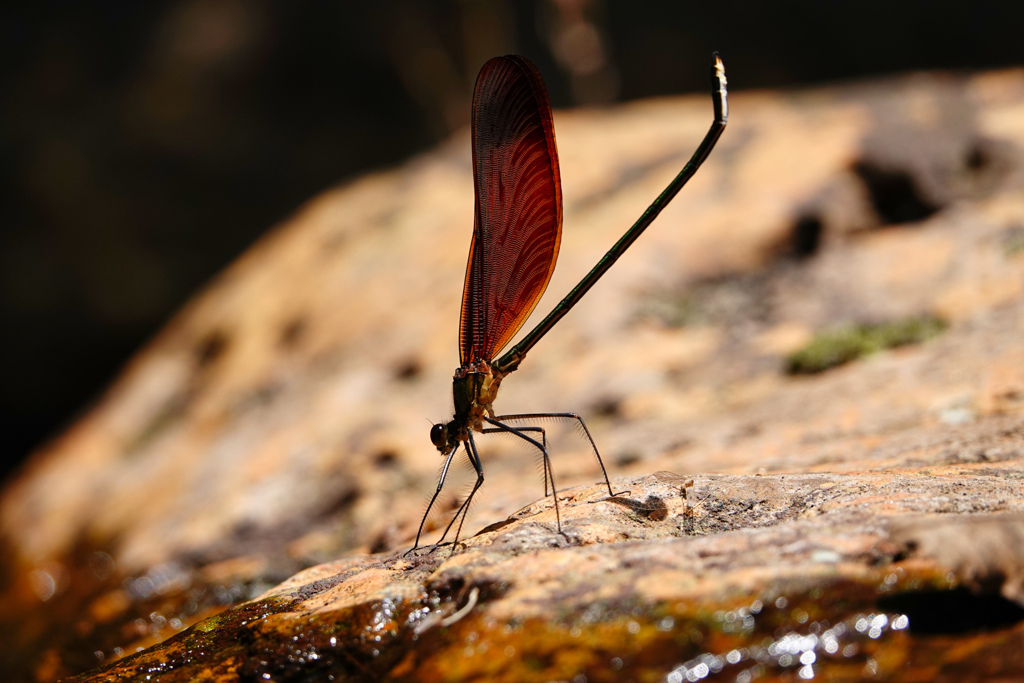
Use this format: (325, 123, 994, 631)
(430, 421, 455, 455)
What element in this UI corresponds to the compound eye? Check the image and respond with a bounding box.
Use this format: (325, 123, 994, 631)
(429, 423, 446, 449)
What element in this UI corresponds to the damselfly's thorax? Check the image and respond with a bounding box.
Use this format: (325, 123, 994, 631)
(430, 359, 507, 456)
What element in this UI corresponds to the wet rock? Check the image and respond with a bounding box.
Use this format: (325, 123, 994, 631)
(72, 469, 1024, 681)
(891, 513, 1024, 605)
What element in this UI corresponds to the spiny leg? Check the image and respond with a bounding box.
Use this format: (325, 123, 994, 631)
(407, 441, 462, 554)
(495, 412, 630, 498)
(483, 416, 565, 537)
(436, 432, 485, 552)
(482, 424, 552, 495)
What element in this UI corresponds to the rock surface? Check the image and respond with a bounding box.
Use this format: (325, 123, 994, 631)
(2, 66, 1024, 681)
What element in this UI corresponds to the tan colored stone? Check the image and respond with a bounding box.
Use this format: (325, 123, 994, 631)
(4, 67, 1024, 682)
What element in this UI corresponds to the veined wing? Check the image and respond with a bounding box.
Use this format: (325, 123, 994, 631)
(459, 55, 562, 365)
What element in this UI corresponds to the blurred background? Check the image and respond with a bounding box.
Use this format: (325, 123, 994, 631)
(2, 0, 1023, 482)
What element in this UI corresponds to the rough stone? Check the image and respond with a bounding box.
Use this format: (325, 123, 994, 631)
(2, 66, 1024, 681)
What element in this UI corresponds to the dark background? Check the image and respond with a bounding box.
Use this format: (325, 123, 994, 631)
(2, 0, 1022, 481)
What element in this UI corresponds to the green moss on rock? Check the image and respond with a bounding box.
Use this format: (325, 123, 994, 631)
(786, 316, 947, 375)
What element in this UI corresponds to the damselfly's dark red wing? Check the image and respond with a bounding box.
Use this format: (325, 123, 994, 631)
(459, 55, 562, 365)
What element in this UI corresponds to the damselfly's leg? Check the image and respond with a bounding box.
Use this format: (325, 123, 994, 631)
(435, 432, 485, 554)
(495, 412, 630, 498)
(482, 425, 552, 494)
(406, 441, 462, 555)
(483, 417, 565, 536)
